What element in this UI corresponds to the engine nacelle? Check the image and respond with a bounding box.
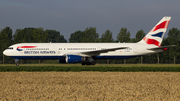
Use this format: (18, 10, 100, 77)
(66, 55, 85, 63)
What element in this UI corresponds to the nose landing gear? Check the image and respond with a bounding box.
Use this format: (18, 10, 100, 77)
(14, 59, 20, 66)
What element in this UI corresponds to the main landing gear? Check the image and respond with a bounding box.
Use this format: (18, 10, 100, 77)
(14, 59, 20, 66)
(81, 57, 96, 65)
(81, 61, 96, 65)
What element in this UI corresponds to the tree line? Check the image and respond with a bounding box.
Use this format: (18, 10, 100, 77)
(0, 27, 180, 64)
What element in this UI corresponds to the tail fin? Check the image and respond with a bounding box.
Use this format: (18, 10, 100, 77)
(138, 16, 171, 46)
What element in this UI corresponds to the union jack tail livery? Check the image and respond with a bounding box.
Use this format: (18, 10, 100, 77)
(138, 16, 171, 46)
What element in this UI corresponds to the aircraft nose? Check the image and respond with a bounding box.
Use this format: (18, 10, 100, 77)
(3, 50, 9, 56)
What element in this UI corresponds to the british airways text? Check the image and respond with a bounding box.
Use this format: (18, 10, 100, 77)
(24, 51, 56, 54)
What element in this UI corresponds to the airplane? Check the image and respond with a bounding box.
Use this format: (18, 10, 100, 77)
(3, 16, 175, 66)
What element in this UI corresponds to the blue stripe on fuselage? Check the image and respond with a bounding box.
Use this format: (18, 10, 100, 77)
(9, 56, 65, 59)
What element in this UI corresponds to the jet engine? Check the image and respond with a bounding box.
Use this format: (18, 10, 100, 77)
(58, 55, 95, 65)
(65, 55, 86, 63)
(58, 55, 86, 63)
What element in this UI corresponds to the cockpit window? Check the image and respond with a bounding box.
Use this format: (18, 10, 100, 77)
(7, 47, 13, 50)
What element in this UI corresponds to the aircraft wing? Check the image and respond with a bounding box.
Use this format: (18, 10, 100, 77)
(147, 45, 176, 50)
(64, 47, 128, 57)
(79, 47, 128, 56)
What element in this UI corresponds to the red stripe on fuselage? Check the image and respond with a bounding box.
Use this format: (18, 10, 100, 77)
(17, 46, 37, 49)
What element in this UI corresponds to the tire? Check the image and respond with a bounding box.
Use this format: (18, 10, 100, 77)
(14, 59, 20, 66)
(82, 62, 86, 65)
(16, 63, 19, 66)
(91, 61, 96, 65)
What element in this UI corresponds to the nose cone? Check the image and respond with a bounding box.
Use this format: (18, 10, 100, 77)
(3, 50, 9, 56)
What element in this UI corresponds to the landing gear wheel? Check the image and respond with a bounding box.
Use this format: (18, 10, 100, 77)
(86, 62, 91, 65)
(81, 61, 96, 65)
(91, 61, 96, 65)
(82, 62, 86, 65)
(16, 62, 19, 66)
(14, 59, 20, 66)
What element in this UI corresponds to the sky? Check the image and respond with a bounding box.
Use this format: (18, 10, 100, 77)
(0, 0, 180, 41)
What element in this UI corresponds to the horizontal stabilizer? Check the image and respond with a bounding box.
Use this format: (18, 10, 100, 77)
(147, 45, 176, 50)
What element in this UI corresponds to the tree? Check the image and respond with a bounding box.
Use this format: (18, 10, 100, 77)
(0, 27, 12, 51)
(117, 28, 130, 42)
(69, 30, 84, 42)
(166, 28, 180, 63)
(135, 30, 145, 42)
(81, 27, 99, 42)
(101, 30, 114, 42)
(59, 35, 67, 43)
(0, 27, 13, 63)
(69, 27, 100, 42)
(167, 28, 180, 45)
(31, 28, 47, 43)
(46, 30, 67, 43)
(13, 28, 35, 43)
(13, 29, 25, 43)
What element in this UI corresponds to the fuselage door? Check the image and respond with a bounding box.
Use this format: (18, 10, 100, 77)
(133, 46, 138, 53)
(52, 46, 56, 50)
(52, 46, 57, 54)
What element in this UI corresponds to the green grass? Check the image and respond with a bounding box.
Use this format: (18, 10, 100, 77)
(0, 64, 180, 72)
(1, 64, 180, 67)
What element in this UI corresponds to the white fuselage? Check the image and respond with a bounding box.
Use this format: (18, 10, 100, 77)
(3, 43, 164, 59)
(2, 17, 172, 65)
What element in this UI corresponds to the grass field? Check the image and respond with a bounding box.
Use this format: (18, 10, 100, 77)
(1, 64, 180, 72)
(1, 64, 180, 100)
(1, 63, 180, 67)
(0, 72, 180, 100)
